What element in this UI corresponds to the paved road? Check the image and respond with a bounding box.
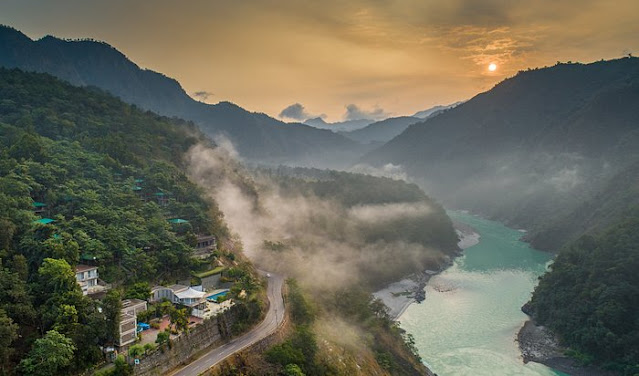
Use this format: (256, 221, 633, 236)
(170, 271, 285, 376)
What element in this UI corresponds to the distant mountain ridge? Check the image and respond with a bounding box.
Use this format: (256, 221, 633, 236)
(413, 102, 463, 118)
(0, 25, 361, 167)
(340, 116, 422, 144)
(364, 57, 639, 248)
(303, 117, 374, 132)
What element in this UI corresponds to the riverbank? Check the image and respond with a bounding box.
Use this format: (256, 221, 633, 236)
(373, 222, 480, 320)
(518, 320, 616, 376)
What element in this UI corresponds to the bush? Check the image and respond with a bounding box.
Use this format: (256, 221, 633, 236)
(265, 343, 304, 366)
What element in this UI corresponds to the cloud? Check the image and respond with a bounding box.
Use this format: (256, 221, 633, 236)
(185, 143, 445, 293)
(350, 163, 410, 181)
(193, 90, 214, 101)
(278, 103, 313, 120)
(344, 104, 389, 121)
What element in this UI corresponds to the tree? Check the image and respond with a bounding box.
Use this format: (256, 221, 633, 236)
(127, 344, 144, 358)
(36, 258, 85, 331)
(102, 290, 122, 347)
(125, 282, 151, 301)
(155, 330, 170, 347)
(284, 364, 306, 376)
(169, 307, 189, 333)
(112, 354, 132, 376)
(19, 330, 76, 376)
(0, 309, 18, 372)
(37, 258, 79, 295)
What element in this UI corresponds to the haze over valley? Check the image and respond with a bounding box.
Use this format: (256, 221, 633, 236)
(0, 2, 638, 376)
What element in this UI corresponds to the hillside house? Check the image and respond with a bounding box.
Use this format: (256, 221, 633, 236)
(75, 264, 107, 296)
(150, 284, 208, 318)
(194, 235, 217, 259)
(118, 299, 147, 347)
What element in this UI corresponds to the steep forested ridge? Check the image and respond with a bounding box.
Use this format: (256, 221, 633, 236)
(364, 57, 639, 249)
(527, 209, 639, 375)
(0, 25, 361, 167)
(0, 67, 232, 374)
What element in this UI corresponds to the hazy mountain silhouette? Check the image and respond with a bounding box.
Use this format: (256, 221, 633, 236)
(340, 116, 422, 144)
(0, 25, 360, 167)
(365, 57, 639, 247)
(412, 102, 463, 118)
(304, 117, 374, 132)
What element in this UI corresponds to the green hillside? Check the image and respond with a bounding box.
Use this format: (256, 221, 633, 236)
(0, 67, 233, 373)
(527, 209, 639, 374)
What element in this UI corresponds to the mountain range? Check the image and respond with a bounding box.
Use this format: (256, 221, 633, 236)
(364, 57, 639, 249)
(303, 117, 374, 132)
(412, 102, 463, 119)
(0, 25, 362, 168)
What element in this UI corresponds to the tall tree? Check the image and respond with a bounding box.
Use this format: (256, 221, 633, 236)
(19, 330, 76, 376)
(0, 309, 18, 373)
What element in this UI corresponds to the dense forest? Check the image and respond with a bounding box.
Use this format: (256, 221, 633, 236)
(527, 208, 639, 375)
(0, 68, 249, 374)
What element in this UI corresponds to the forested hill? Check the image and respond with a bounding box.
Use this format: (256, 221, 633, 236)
(526, 208, 639, 375)
(0, 25, 361, 167)
(364, 57, 639, 249)
(0, 67, 231, 373)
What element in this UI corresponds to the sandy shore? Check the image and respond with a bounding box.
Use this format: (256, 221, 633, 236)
(374, 223, 480, 321)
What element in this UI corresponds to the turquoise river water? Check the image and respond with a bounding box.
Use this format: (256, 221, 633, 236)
(399, 211, 567, 376)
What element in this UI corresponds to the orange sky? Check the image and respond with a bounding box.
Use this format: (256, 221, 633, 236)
(1, 0, 638, 121)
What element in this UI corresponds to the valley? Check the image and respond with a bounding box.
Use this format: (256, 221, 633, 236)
(0, 8, 637, 376)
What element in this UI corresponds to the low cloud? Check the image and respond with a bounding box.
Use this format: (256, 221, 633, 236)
(193, 90, 214, 101)
(344, 104, 389, 121)
(185, 144, 445, 293)
(278, 103, 313, 121)
(350, 163, 409, 181)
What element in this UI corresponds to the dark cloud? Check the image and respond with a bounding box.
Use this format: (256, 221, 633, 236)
(278, 103, 312, 120)
(193, 90, 214, 101)
(344, 104, 389, 121)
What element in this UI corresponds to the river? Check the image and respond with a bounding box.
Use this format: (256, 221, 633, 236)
(399, 211, 567, 376)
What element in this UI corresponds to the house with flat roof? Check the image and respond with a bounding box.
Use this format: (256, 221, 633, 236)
(75, 264, 107, 296)
(194, 235, 217, 259)
(118, 299, 147, 348)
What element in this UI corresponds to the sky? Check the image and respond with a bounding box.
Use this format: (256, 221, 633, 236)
(1, 0, 637, 122)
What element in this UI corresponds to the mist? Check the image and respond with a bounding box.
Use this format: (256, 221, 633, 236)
(186, 143, 450, 293)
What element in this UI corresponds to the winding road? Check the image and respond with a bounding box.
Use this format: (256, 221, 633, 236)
(170, 272, 285, 376)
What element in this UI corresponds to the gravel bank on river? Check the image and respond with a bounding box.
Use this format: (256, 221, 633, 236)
(518, 318, 617, 376)
(374, 222, 480, 321)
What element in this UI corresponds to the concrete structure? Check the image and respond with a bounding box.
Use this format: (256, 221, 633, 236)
(150, 285, 208, 318)
(75, 264, 107, 295)
(194, 235, 217, 259)
(119, 299, 148, 348)
(175, 287, 207, 318)
(119, 312, 137, 347)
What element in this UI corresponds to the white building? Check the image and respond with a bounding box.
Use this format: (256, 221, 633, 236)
(150, 285, 207, 318)
(75, 265, 106, 296)
(118, 299, 147, 348)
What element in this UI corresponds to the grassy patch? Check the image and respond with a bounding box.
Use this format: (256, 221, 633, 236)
(193, 266, 226, 278)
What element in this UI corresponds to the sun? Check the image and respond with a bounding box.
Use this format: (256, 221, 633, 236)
(488, 63, 497, 72)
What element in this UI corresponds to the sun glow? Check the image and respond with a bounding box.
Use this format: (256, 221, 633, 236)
(488, 63, 497, 72)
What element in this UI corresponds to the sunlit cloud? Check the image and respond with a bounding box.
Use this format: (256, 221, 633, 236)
(0, 0, 636, 120)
